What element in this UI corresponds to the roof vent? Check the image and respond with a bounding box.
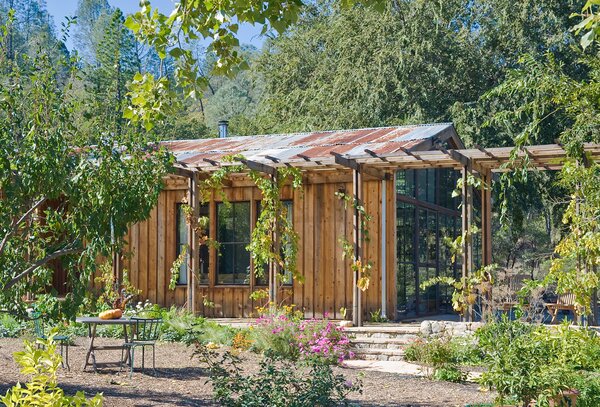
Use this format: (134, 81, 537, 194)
(218, 120, 229, 138)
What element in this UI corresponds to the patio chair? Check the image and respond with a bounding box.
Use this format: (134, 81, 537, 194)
(31, 312, 70, 370)
(545, 293, 578, 324)
(121, 317, 162, 378)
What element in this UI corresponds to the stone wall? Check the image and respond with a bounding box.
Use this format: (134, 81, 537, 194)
(419, 320, 483, 338)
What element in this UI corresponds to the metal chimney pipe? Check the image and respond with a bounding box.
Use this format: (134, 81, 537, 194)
(218, 120, 229, 138)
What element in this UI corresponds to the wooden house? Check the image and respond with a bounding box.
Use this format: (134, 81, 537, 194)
(99, 123, 600, 323)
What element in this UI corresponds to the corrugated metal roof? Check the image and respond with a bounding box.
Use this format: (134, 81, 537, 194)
(162, 123, 455, 170)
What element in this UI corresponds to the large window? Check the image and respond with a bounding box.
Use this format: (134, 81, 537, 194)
(176, 203, 188, 285)
(396, 169, 461, 318)
(217, 202, 251, 284)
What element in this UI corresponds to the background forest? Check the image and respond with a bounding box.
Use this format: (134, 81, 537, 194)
(0, 0, 596, 279)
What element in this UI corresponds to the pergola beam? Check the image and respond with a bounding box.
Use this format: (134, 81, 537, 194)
(172, 166, 196, 178)
(332, 152, 386, 180)
(524, 147, 553, 171)
(240, 159, 277, 176)
(364, 148, 389, 162)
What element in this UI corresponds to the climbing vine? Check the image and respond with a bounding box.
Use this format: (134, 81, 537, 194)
(168, 245, 188, 290)
(171, 155, 304, 296)
(335, 191, 373, 291)
(198, 154, 246, 204)
(168, 155, 243, 291)
(247, 167, 303, 284)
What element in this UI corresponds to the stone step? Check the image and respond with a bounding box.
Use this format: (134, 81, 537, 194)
(350, 347, 406, 361)
(350, 331, 420, 340)
(351, 337, 415, 350)
(345, 326, 420, 335)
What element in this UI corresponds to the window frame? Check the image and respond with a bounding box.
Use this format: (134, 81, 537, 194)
(216, 201, 252, 285)
(175, 203, 189, 286)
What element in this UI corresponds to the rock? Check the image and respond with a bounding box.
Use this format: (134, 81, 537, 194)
(420, 320, 432, 336)
(431, 321, 444, 334)
(339, 320, 353, 328)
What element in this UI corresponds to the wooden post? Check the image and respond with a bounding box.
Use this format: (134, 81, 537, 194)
(461, 166, 474, 322)
(188, 172, 199, 314)
(268, 173, 280, 304)
(481, 169, 493, 266)
(352, 168, 363, 327)
(112, 250, 121, 288)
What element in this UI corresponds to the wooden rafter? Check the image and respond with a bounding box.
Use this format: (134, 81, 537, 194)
(203, 158, 219, 166)
(331, 152, 385, 180)
(364, 148, 389, 162)
(399, 147, 429, 164)
(240, 159, 277, 176)
(172, 166, 196, 178)
(265, 155, 280, 163)
(524, 147, 552, 171)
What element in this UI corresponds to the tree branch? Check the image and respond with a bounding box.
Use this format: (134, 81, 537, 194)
(0, 196, 47, 256)
(3, 246, 83, 291)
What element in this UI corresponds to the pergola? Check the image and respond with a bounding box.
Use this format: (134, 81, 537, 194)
(168, 125, 600, 325)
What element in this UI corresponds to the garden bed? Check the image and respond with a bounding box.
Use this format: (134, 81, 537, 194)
(0, 337, 493, 406)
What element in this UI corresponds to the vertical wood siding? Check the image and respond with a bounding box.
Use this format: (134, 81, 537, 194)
(121, 173, 397, 319)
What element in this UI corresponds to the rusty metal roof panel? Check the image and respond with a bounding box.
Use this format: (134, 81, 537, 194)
(161, 123, 455, 168)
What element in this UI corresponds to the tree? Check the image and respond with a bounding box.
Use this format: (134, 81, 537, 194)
(80, 8, 138, 139)
(203, 45, 264, 136)
(482, 1, 600, 320)
(73, 0, 111, 63)
(248, 0, 581, 134)
(0, 18, 172, 318)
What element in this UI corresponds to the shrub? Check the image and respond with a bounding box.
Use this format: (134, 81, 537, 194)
(571, 372, 600, 407)
(433, 366, 467, 383)
(195, 345, 362, 407)
(232, 330, 252, 350)
(198, 321, 237, 346)
(403, 335, 476, 382)
(0, 314, 25, 338)
(2, 335, 103, 406)
(159, 307, 236, 345)
(250, 312, 299, 360)
(476, 319, 574, 406)
(160, 306, 205, 343)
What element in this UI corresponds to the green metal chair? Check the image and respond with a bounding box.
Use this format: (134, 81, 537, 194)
(31, 312, 70, 371)
(121, 317, 162, 378)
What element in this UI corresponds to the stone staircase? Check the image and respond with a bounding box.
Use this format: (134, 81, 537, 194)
(346, 325, 420, 361)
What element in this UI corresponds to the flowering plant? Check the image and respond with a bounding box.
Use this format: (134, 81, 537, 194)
(297, 319, 354, 364)
(249, 307, 354, 364)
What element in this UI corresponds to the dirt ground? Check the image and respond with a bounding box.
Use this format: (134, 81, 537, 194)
(0, 337, 493, 406)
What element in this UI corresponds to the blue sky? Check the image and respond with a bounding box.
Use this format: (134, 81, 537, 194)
(46, 0, 266, 50)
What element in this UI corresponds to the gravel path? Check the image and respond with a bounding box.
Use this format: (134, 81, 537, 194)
(0, 337, 493, 406)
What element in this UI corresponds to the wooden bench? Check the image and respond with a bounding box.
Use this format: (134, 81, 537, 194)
(545, 293, 578, 324)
